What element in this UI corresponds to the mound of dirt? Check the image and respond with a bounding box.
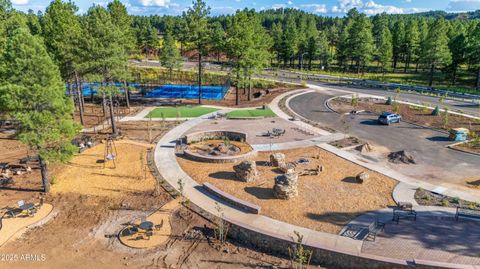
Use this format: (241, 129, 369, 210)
(388, 150, 416, 164)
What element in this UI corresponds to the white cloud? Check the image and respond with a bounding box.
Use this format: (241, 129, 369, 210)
(447, 0, 480, 11)
(272, 3, 286, 9)
(301, 4, 327, 13)
(330, 0, 424, 15)
(138, 0, 169, 7)
(287, 1, 293, 5)
(11, 0, 29, 5)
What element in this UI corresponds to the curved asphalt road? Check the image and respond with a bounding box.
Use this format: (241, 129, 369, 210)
(261, 71, 480, 118)
(289, 91, 480, 189)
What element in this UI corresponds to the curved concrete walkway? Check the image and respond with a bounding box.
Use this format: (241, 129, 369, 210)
(153, 110, 367, 256)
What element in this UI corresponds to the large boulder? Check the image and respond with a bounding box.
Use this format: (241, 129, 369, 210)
(233, 160, 259, 182)
(270, 153, 286, 167)
(279, 162, 296, 174)
(355, 171, 369, 184)
(273, 172, 298, 200)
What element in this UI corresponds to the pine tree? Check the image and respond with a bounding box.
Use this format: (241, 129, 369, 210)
(225, 8, 271, 104)
(160, 31, 182, 79)
(467, 22, 480, 89)
(42, 0, 84, 124)
(210, 21, 225, 62)
(422, 18, 452, 87)
(392, 19, 406, 71)
(404, 19, 420, 72)
(378, 27, 393, 74)
(282, 15, 298, 68)
(347, 13, 374, 73)
(0, 27, 80, 192)
(183, 0, 210, 104)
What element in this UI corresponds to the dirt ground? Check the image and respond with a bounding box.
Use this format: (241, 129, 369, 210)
(74, 103, 143, 129)
(0, 137, 306, 269)
(178, 147, 397, 234)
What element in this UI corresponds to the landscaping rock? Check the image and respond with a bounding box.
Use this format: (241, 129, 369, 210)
(233, 160, 259, 182)
(356, 143, 374, 154)
(388, 150, 416, 164)
(279, 162, 296, 174)
(270, 153, 286, 167)
(355, 172, 369, 184)
(273, 172, 298, 200)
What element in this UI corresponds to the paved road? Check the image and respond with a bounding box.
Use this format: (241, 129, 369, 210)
(260, 71, 480, 118)
(289, 91, 480, 188)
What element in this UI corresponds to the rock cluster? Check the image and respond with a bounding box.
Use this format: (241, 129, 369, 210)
(273, 172, 298, 200)
(388, 150, 416, 164)
(233, 160, 258, 182)
(355, 171, 369, 184)
(270, 153, 285, 167)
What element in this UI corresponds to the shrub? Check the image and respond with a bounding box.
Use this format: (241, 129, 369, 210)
(432, 106, 440, 116)
(452, 197, 460, 204)
(386, 96, 393, 105)
(441, 199, 449, 207)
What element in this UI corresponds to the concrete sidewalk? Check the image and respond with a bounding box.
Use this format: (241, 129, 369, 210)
(153, 110, 364, 256)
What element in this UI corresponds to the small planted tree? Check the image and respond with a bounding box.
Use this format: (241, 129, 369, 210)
(385, 96, 393, 105)
(351, 94, 359, 109)
(214, 202, 229, 244)
(177, 178, 185, 199)
(432, 106, 440, 116)
(288, 231, 313, 269)
(442, 107, 449, 128)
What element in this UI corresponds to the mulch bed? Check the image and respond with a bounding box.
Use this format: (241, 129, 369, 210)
(415, 188, 478, 208)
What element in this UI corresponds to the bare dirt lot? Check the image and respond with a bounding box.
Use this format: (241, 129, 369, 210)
(178, 146, 397, 234)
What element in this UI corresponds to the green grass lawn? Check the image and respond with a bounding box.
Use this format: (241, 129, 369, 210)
(146, 106, 219, 118)
(226, 108, 276, 118)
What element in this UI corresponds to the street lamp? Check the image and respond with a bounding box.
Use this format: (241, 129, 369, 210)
(300, 52, 308, 82)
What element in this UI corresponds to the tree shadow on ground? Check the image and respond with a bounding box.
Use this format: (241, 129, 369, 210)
(244, 186, 275, 200)
(306, 211, 362, 226)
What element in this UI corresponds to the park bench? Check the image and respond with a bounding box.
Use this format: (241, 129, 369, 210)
(364, 219, 386, 241)
(455, 207, 480, 221)
(203, 182, 261, 214)
(392, 208, 417, 224)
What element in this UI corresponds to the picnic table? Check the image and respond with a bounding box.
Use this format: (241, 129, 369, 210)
(6, 202, 37, 218)
(139, 221, 154, 231)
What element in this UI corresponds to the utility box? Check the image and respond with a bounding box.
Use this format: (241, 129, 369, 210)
(449, 128, 469, 142)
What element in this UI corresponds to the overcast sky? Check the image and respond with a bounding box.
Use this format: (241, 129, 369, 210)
(10, 0, 480, 16)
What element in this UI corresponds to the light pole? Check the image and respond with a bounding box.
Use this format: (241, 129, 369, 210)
(300, 52, 308, 82)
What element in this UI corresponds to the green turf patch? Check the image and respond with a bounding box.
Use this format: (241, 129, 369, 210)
(146, 106, 219, 118)
(226, 108, 276, 118)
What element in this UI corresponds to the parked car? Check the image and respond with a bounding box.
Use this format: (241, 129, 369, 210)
(378, 112, 401, 125)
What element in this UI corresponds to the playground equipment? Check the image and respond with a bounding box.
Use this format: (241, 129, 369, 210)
(103, 135, 118, 168)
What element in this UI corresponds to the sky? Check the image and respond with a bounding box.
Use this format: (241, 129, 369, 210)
(10, 0, 480, 16)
